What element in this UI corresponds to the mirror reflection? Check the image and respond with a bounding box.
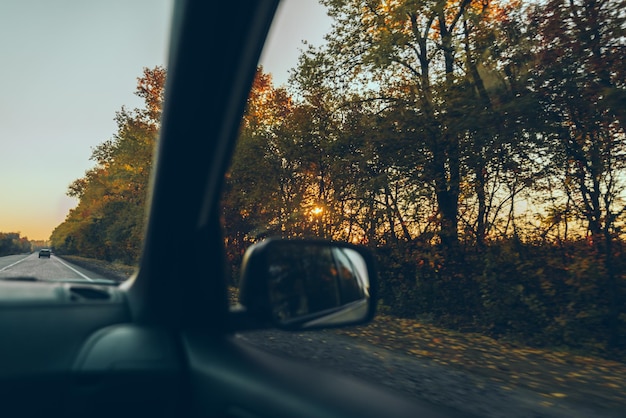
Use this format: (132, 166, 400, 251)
(266, 244, 370, 327)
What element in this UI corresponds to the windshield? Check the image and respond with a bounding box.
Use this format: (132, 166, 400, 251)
(1, 0, 625, 416)
(0, 1, 172, 283)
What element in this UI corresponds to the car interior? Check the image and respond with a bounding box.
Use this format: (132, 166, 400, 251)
(0, 1, 470, 417)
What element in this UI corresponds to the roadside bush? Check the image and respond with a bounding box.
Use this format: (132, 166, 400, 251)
(373, 237, 626, 359)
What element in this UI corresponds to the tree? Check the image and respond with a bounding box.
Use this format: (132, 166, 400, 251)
(221, 68, 300, 278)
(51, 67, 166, 263)
(533, 0, 626, 240)
(531, 0, 626, 348)
(292, 0, 538, 253)
(0, 232, 31, 256)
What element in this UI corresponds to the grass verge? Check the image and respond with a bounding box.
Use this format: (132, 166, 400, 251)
(59, 255, 135, 282)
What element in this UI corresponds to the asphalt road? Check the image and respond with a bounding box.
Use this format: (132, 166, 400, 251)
(0, 253, 108, 281)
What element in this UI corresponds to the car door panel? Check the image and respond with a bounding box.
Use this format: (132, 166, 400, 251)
(0, 282, 131, 417)
(67, 324, 185, 418)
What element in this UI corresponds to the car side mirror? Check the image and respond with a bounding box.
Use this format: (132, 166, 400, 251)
(233, 238, 377, 331)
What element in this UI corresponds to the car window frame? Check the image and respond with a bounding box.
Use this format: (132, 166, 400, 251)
(123, 0, 282, 333)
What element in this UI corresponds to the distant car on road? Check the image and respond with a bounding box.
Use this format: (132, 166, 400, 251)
(38, 249, 51, 258)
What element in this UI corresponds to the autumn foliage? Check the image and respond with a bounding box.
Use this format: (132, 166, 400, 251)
(221, 0, 626, 356)
(50, 67, 165, 264)
(51, 1, 626, 358)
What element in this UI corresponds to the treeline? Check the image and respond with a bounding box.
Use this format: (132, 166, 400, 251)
(0, 232, 31, 256)
(221, 0, 626, 356)
(50, 1, 625, 356)
(226, 0, 626, 251)
(50, 67, 165, 264)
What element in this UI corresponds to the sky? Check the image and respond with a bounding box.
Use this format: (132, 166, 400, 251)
(0, 0, 332, 241)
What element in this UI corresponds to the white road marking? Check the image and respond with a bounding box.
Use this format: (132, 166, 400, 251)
(0, 255, 30, 272)
(54, 257, 94, 281)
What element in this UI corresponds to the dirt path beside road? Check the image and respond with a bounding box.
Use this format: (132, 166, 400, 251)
(239, 326, 625, 418)
(331, 315, 626, 415)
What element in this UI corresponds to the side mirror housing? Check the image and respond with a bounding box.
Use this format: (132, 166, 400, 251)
(233, 238, 377, 331)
